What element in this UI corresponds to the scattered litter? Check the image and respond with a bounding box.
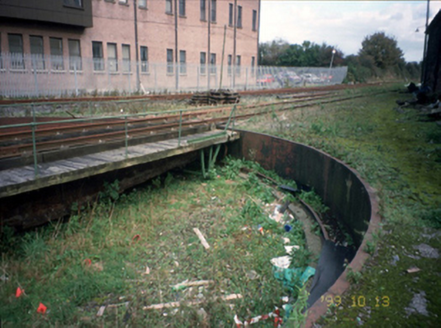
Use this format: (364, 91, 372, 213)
(15, 287, 23, 298)
(282, 237, 290, 244)
(406, 267, 421, 274)
(143, 266, 150, 275)
(83, 259, 92, 266)
(258, 225, 264, 235)
(143, 293, 242, 310)
(37, 303, 47, 314)
(171, 280, 213, 291)
(241, 226, 249, 231)
(273, 266, 315, 292)
(391, 255, 400, 266)
(281, 296, 289, 303)
(284, 245, 300, 255)
(284, 224, 292, 232)
(0, 274, 8, 282)
(234, 307, 283, 327)
(270, 256, 291, 269)
(193, 228, 210, 250)
(132, 234, 141, 243)
(174, 261, 179, 267)
(96, 306, 106, 317)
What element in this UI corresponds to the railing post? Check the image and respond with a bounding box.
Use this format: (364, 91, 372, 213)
(178, 109, 183, 147)
(32, 57, 39, 97)
(125, 114, 128, 158)
(31, 122, 38, 178)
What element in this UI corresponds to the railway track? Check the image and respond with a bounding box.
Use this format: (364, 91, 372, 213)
(0, 87, 386, 164)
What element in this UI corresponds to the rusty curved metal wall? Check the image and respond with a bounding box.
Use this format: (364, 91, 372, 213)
(227, 130, 381, 325)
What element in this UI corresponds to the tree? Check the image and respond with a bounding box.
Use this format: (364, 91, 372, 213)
(359, 32, 404, 70)
(258, 39, 290, 66)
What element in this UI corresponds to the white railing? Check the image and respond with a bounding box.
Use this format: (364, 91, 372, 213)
(0, 53, 348, 98)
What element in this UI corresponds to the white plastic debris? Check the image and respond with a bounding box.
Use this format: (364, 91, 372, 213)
(270, 256, 291, 269)
(284, 245, 300, 255)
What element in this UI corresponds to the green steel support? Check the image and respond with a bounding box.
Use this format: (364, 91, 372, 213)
(224, 105, 236, 131)
(200, 149, 206, 179)
(178, 110, 183, 147)
(125, 115, 129, 158)
(31, 123, 38, 178)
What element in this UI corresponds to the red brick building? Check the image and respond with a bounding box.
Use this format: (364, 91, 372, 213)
(0, 0, 260, 94)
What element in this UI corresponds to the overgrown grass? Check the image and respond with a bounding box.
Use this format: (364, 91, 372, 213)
(243, 84, 441, 326)
(0, 159, 312, 327)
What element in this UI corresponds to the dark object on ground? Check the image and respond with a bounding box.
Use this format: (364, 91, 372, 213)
(407, 82, 419, 93)
(189, 89, 240, 105)
(279, 184, 301, 195)
(307, 240, 356, 308)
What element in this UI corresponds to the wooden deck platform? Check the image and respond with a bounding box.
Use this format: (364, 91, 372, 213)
(0, 129, 239, 199)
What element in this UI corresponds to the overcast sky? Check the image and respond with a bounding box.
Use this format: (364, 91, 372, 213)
(260, 0, 441, 62)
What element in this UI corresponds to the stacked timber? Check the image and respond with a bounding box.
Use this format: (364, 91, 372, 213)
(189, 90, 240, 105)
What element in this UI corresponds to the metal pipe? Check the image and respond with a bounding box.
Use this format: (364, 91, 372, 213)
(134, 0, 141, 92)
(421, 0, 430, 84)
(219, 25, 227, 90)
(208, 0, 211, 90)
(233, 0, 237, 88)
(174, 0, 179, 91)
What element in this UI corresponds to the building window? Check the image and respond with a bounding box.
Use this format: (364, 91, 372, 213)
(210, 53, 216, 74)
(140, 46, 148, 73)
(92, 41, 104, 71)
(107, 43, 118, 72)
(166, 0, 172, 14)
(30, 36, 45, 70)
(139, 0, 147, 8)
(228, 3, 233, 26)
(200, 0, 206, 21)
(211, 0, 216, 22)
(200, 52, 206, 75)
(63, 0, 83, 8)
(68, 39, 82, 71)
(236, 55, 241, 75)
(251, 56, 255, 75)
(252, 10, 257, 31)
(227, 54, 232, 75)
(50, 37, 64, 70)
(179, 0, 185, 16)
(119, 0, 128, 4)
(8, 34, 24, 69)
(237, 6, 242, 28)
(179, 50, 186, 74)
(122, 44, 131, 72)
(167, 49, 173, 74)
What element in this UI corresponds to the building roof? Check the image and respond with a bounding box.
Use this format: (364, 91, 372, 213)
(427, 9, 441, 34)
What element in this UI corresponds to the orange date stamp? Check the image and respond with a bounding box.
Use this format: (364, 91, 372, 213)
(320, 295, 390, 307)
